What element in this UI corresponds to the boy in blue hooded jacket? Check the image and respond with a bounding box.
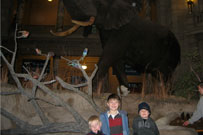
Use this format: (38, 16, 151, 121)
(100, 93, 129, 135)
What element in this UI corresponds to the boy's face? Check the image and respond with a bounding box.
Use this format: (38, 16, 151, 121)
(139, 109, 149, 119)
(107, 99, 120, 112)
(198, 85, 203, 95)
(89, 120, 102, 134)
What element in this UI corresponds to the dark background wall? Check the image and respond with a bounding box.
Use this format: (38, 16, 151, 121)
(1, 0, 203, 87)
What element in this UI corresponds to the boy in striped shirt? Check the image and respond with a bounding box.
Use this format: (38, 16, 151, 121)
(100, 94, 129, 135)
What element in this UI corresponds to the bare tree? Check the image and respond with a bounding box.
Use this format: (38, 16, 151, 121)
(0, 24, 101, 135)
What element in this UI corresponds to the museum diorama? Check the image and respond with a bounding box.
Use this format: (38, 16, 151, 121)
(1, 0, 203, 135)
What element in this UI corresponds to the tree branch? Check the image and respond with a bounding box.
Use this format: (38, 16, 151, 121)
(16, 73, 88, 128)
(0, 46, 14, 54)
(73, 82, 88, 88)
(1, 32, 100, 134)
(77, 61, 89, 80)
(0, 91, 21, 95)
(1, 46, 50, 125)
(11, 24, 18, 66)
(1, 122, 84, 135)
(32, 51, 53, 96)
(43, 80, 56, 85)
(190, 65, 201, 82)
(90, 64, 98, 79)
(1, 108, 34, 129)
(1, 108, 86, 134)
(28, 97, 62, 107)
(56, 76, 102, 113)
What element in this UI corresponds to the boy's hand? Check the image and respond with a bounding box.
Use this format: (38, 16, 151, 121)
(183, 121, 189, 126)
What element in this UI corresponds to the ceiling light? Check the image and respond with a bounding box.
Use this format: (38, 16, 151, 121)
(82, 65, 87, 70)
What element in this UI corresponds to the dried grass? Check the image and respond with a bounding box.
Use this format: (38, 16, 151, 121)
(141, 72, 172, 99)
(0, 65, 8, 83)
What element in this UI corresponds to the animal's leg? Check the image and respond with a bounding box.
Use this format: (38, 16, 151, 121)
(96, 37, 127, 95)
(96, 56, 112, 95)
(112, 61, 128, 88)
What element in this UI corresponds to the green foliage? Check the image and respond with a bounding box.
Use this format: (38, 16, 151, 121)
(173, 47, 203, 100)
(173, 72, 199, 99)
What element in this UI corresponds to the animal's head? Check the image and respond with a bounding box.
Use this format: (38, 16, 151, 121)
(63, 0, 97, 22)
(51, 0, 138, 36)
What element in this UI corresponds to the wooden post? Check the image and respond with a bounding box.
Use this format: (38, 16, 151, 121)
(56, 0, 65, 32)
(143, 0, 151, 20)
(16, 0, 26, 30)
(141, 73, 146, 98)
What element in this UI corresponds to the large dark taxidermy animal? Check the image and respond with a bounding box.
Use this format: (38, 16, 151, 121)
(51, 0, 181, 95)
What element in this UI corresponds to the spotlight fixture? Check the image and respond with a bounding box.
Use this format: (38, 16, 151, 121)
(48, 0, 52, 2)
(187, 0, 194, 14)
